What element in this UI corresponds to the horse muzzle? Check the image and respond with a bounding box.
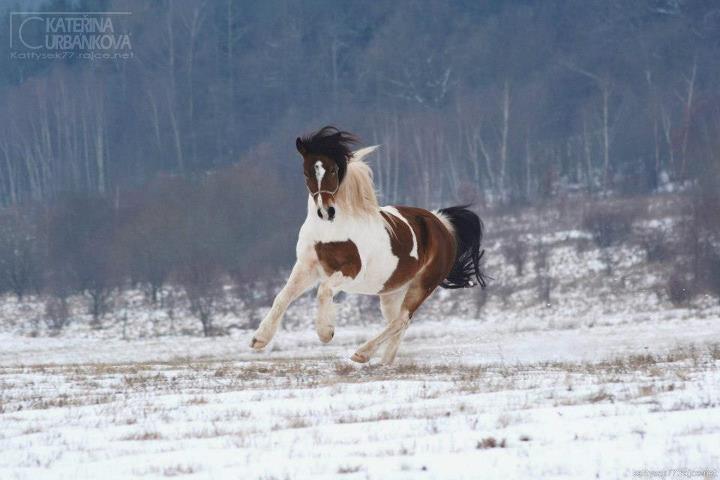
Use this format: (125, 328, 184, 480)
(314, 191, 336, 221)
(317, 205, 336, 221)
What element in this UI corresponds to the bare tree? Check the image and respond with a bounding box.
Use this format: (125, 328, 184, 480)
(535, 242, 553, 306)
(176, 261, 224, 337)
(562, 61, 614, 190)
(502, 238, 528, 277)
(0, 209, 42, 300)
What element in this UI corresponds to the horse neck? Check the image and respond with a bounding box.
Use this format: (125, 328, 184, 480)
(304, 194, 381, 229)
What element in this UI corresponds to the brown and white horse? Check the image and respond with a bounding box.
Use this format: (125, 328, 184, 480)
(251, 126, 486, 364)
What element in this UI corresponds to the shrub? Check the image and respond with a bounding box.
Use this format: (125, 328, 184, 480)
(502, 238, 528, 276)
(0, 210, 44, 300)
(703, 255, 720, 302)
(44, 297, 70, 332)
(582, 207, 635, 247)
(175, 262, 225, 337)
(682, 193, 720, 299)
(640, 233, 671, 263)
(473, 286, 488, 318)
(667, 272, 692, 307)
(535, 242, 553, 305)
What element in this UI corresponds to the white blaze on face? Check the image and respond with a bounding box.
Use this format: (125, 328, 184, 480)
(314, 160, 326, 209)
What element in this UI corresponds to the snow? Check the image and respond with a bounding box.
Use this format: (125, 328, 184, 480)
(1, 314, 719, 479)
(1, 197, 719, 479)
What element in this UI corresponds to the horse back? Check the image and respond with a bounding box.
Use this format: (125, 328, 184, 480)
(379, 206, 456, 293)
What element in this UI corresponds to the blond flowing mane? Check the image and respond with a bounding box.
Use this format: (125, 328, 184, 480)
(335, 154, 377, 214)
(335, 146, 398, 233)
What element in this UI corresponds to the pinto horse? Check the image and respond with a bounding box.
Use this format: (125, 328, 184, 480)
(251, 126, 486, 364)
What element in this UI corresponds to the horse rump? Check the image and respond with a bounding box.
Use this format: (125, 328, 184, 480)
(437, 205, 488, 289)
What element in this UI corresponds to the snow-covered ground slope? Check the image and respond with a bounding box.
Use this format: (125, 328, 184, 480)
(1, 193, 719, 478)
(2, 193, 715, 340)
(1, 317, 719, 480)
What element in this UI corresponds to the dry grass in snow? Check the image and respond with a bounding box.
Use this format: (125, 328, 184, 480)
(1, 316, 719, 479)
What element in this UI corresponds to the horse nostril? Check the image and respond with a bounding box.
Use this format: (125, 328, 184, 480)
(327, 206, 335, 220)
(317, 208, 323, 219)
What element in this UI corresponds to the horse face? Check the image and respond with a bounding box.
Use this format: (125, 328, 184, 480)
(302, 155, 339, 221)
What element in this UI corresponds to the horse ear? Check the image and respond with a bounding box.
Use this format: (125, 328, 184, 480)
(295, 137, 306, 155)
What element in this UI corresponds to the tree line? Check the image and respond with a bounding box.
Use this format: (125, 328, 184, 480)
(0, 0, 718, 207)
(0, 0, 719, 327)
(0, 164, 297, 334)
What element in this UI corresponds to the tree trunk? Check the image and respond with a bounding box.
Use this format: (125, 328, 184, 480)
(95, 101, 106, 195)
(679, 57, 697, 178)
(601, 85, 610, 190)
(582, 112, 593, 191)
(500, 79, 511, 202)
(525, 129, 532, 200)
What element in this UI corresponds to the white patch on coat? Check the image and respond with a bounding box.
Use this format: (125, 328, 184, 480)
(314, 161, 326, 210)
(432, 210, 455, 237)
(297, 196, 399, 295)
(380, 206, 418, 259)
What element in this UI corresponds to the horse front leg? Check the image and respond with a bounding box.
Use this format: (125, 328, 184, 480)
(251, 260, 318, 350)
(315, 282, 336, 343)
(315, 272, 349, 343)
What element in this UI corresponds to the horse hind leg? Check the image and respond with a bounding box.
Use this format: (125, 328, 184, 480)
(350, 310, 409, 364)
(350, 288, 406, 363)
(379, 289, 407, 364)
(352, 214, 456, 364)
(380, 288, 406, 323)
(382, 281, 436, 364)
(381, 328, 407, 365)
(352, 279, 436, 364)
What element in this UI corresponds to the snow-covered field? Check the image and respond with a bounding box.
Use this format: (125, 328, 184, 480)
(1, 314, 719, 480)
(1, 196, 718, 479)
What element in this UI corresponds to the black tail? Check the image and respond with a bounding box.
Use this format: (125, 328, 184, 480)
(438, 205, 488, 289)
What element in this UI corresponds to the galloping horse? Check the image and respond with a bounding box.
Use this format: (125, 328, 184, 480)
(251, 126, 487, 364)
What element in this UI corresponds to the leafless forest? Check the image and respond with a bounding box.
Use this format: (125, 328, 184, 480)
(0, 0, 719, 335)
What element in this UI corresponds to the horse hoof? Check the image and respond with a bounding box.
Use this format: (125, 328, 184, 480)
(317, 327, 334, 344)
(250, 337, 267, 350)
(351, 352, 369, 363)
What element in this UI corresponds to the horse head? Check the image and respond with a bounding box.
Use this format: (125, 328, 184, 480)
(296, 126, 358, 221)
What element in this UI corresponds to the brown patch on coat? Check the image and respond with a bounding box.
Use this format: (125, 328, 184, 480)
(380, 210, 419, 292)
(380, 207, 456, 299)
(314, 241, 361, 279)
